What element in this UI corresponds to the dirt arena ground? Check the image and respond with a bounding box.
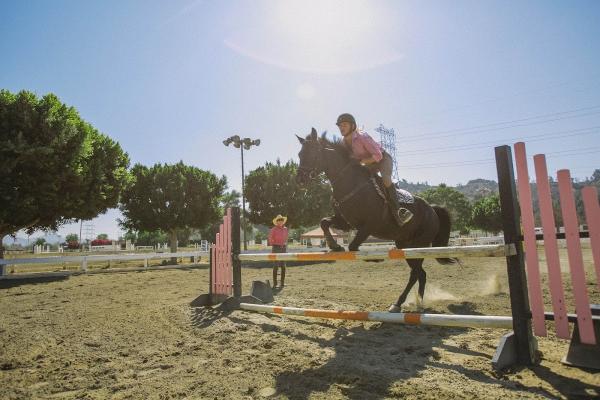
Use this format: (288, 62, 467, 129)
(1, 249, 599, 399)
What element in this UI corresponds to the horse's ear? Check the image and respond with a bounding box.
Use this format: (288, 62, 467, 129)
(310, 127, 318, 140)
(295, 134, 305, 144)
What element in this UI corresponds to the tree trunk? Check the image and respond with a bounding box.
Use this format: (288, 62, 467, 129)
(170, 229, 178, 265)
(0, 234, 5, 276)
(0, 233, 6, 259)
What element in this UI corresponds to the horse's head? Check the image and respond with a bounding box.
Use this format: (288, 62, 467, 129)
(295, 127, 323, 185)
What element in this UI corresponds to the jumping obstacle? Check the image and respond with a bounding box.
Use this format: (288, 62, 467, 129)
(237, 244, 514, 262)
(240, 303, 514, 329)
(195, 141, 600, 370)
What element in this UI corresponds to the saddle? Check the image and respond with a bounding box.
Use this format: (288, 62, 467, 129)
(371, 175, 415, 204)
(332, 173, 416, 227)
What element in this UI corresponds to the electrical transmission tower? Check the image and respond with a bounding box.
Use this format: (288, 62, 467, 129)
(83, 223, 95, 243)
(375, 124, 400, 183)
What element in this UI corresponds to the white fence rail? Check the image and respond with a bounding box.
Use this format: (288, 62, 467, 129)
(0, 251, 209, 278)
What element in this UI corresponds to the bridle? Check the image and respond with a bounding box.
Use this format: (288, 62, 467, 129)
(297, 140, 354, 185)
(297, 140, 324, 182)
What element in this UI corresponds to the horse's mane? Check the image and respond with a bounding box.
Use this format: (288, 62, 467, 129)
(304, 131, 372, 180)
(304, 131, 352, 162)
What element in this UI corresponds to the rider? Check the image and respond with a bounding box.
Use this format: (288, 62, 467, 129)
(336, 113, 413, 226)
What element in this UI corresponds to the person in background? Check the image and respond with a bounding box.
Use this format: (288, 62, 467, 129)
(268, 214, 288, 289)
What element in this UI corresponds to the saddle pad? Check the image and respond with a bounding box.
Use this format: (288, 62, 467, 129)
(396, 188, 414, 204)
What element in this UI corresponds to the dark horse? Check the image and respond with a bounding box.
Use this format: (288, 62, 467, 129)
(296, 128, 455, 312)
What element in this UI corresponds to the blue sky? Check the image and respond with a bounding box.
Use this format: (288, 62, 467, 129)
(2, 0, 600, 240)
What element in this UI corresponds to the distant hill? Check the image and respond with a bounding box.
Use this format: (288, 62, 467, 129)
(395, 179, 434, 194)
(455, 179, 499, 201)
(396, 169, 599, 225)
(2, 233, 64, 246)
(396, 178, 498, 201)
(397, 170, 599, 204)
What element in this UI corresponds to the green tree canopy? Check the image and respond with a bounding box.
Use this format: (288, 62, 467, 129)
(245, 159, 332, 227)
(471, 194, 503, 234)
(65, 233, 79, 243)
(591, 169, 600, 184)
(0, 89, 129, 257)
(419, 184, 472, 233)
(119, 162, 226, 258)
(123, 230, 169, 247)
(222, 190, 241, 209)
(96, 233, 109, 240)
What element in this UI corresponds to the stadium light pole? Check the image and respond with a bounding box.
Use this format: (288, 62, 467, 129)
(223, 135, 261, 251)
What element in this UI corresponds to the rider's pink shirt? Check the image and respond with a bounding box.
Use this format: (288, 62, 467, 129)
(346, 130, 383, 162)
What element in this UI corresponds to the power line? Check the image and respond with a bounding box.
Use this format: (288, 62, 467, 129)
(397, 125, 600, 156)
(400, 105, 600, 142)
(395, 75, 600, 131)
(398, 147, 600, 169)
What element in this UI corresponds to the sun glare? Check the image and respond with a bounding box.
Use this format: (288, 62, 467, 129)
(272, 0, 375, 49)
(224, 0, 401, 74)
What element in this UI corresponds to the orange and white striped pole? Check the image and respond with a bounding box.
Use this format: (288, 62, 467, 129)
(240, 303, 513, 329)
(237, 244, 514, 262)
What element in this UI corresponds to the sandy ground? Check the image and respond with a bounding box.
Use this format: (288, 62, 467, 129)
(1, 249, 599, 399)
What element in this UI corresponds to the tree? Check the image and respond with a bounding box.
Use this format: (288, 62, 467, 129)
(0, 90, 129, 258)
(123, 231, 138, 244)
(221, 190, 241, 209)
(65, 234, 79, 243)
(254, 231, 266, 244)
(471, 194, 502, 234)
(419, 184, 472, 233)
(119, 162, 226, 263)
(590, 169, 600, 184)
(127, 230, 169, 247)
(245, 159, 332, 227)
(34, 238, 46, 247)
(97, 233, 109, 240)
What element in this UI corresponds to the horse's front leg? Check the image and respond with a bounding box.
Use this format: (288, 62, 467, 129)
(321, 214, 349, 251)
(348, 228, 371, 251)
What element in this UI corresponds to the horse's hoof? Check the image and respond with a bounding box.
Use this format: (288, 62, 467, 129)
(330, 246, 345, 252)
(388, 304, 402, 313)
(415, 295, 424, 312)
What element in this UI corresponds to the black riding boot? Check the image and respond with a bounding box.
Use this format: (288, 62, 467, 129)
(386, 186, 414, 227)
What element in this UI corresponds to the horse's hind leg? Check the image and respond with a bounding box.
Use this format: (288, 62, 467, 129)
(415, 259, 426, 311)
(389, 258, 425, 313)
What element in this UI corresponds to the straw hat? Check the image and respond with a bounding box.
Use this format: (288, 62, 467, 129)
(272, 214, 287, 225)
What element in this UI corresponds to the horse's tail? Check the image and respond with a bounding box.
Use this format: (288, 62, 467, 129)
(432, 206, 457, 265)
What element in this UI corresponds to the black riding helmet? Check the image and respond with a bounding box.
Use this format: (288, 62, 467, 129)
(336, 113, 356, 127)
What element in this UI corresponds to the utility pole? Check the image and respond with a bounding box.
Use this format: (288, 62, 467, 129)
(223, 135, 261, 251)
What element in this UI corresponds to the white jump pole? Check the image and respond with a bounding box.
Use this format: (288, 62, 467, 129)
(240, 303, 514, 330)
(237, 244, 515, 262)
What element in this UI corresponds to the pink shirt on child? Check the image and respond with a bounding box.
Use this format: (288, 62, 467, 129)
(268, 226, 288, 246)
(345, 130, 383, 163)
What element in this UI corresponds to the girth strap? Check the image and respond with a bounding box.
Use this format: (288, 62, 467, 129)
(333, 179, 371, 208)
